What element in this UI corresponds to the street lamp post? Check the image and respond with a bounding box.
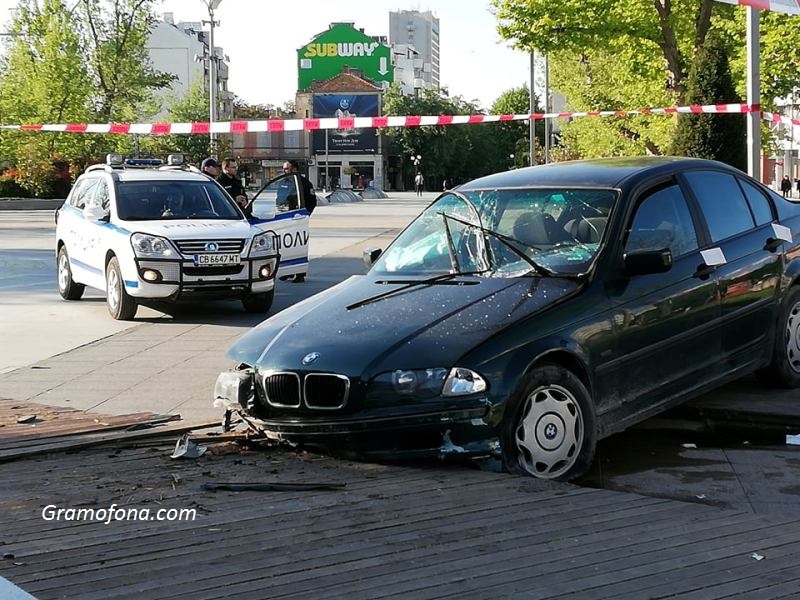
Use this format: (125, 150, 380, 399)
(411, 154, 422, 172)
(509, 153, 515, 169)
(201, 0, 223, 154)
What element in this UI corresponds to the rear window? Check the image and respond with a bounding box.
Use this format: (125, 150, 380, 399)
(115, 180, 241, 221)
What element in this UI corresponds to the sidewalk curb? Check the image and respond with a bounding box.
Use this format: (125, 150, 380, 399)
(0, 198, 64, 210)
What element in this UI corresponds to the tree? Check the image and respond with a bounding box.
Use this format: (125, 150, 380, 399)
(490, 85, 543, 167)
(144, 80, 212, 165)
(382, 85, 478, 188)
(0, 0, 93, 196)
(490, 0, 800, 159)
(671, 35, 745, 170)
(0, 0, 177, 195)
(76, 0, 173, 123)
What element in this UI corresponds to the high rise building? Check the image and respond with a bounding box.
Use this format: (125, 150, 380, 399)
(389, 10, 439, 94)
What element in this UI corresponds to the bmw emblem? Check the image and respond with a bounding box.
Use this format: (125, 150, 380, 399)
(302, 352, 320, 365)
(205, 242, 219, 252)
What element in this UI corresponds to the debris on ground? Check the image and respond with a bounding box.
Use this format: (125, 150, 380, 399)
(201, 481, 346, 492)
(170, 433, 207, 459)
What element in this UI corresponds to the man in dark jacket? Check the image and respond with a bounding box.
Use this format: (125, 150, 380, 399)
(283, 160, 316, 214)
(217, 157, 251, 217)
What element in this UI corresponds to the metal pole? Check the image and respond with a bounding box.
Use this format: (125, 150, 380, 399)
(746, 7, 761, 181)
(208, 6, 217, 153)
(544, 54, 550, 165)
(529, 50, 536, 166)
(325, 126, 330, 191)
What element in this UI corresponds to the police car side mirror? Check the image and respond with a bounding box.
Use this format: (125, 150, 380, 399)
(83, 204, 109, 222)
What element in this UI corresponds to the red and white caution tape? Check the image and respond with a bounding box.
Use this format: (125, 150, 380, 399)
(713, 0, 800, 16)
(0, 102, 760, 135)
(763, 111, 800, 129)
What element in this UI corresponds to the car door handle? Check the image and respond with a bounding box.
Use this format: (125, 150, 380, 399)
(694, 264, 717, 279)
(764, 237, 782, 253)
(292, 214, 305, 220)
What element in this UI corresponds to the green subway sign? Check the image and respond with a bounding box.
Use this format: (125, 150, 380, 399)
(297, 23, 393, 90)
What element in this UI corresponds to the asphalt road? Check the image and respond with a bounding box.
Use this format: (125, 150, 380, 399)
(0, 194, 433, 373)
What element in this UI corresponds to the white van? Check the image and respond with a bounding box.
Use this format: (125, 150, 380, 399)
(55, 154, 288, 320)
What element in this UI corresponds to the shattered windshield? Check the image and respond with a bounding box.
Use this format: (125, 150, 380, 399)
(372, 187, 618, 277)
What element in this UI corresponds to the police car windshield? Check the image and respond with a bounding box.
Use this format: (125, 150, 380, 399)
(116, 181, 241, 221)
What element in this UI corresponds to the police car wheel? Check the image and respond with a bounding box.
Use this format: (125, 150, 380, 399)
(106, 257, 137, 320)
(57, 246, 84, 300)
(241, 289, 274, 313)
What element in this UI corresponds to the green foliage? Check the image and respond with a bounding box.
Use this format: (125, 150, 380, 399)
(144, 80, 212, 164)
(671, 36, 746, 170)
(383, 84, 545, 186)
(0, 0, 173, 195)
(490, 85, 543, 167)
(491, 0, 800, 160)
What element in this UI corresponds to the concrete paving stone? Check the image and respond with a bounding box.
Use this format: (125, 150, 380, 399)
(88, 393, 194, 416)
(0, 383, 56, 402)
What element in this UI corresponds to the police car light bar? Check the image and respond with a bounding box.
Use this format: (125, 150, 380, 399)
(106, 153, 124, 166)
(124, 158, 163, 167)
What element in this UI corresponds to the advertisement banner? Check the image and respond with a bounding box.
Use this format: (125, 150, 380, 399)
(312, 94, 379, 154)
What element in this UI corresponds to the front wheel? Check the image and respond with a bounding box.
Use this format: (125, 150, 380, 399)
(57, 246, 84, 300)
(501, 364, 597, 481)
(756, 286, 800, 388)
(241, 288, 274, 313)
(106, 257, 137, 320)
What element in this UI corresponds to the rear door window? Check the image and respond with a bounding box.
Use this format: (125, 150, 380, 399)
(683, 171, 755, 242)
(737, 179, 774, 226)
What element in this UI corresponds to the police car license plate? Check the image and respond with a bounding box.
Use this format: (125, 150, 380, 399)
(194, 253, 240, 266)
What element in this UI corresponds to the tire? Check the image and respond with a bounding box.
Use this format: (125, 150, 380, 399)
(242, 288, 274, 313)
(501, 364, 597, 481)
(756, 286, 800, 388)
(57, 246, 84, 300)
(105, 256, 137, 320)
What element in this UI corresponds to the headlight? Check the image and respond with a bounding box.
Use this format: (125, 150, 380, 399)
(130, 233, 174, 258)
(249, 231, 275, 257)
(370, 366, 487, 399)
(442, 367, 487, 397)
(372, 368, 448, 398)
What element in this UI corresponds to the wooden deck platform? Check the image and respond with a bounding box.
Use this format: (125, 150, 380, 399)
(1, 434, 799, 599)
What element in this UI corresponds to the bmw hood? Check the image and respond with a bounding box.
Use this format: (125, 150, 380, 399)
(227, 274, 580, 377)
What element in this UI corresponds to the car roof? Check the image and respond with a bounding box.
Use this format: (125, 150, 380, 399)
(82, 168, 210, 183)
(457, 156, 741, 191)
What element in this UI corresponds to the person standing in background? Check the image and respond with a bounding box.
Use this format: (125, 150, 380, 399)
(217, 158, 250, 217)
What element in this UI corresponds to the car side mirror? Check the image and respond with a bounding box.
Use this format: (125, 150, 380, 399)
(624, 248, 672, 276)
(362, 247, 382, 269)
(83, 204, 109, 222)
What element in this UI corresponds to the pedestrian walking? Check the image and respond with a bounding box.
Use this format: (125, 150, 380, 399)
(795, 178, 800, 199)
(217, 157, 250, 217)
(414, 172, 424, 196)
(442, 178, 449, 191)
(781, 175, 792, 198)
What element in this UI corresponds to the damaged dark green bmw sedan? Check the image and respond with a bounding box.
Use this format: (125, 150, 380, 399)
(215, 157, 800, 481)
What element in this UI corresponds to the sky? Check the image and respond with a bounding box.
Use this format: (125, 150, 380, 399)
(0, 0, 532, 111)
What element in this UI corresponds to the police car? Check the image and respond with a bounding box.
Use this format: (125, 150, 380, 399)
(55, 154, 280, 320)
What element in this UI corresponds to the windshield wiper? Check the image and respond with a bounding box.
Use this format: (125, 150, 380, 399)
(346, 270, 488, 310)
(439, 212, 556, 278)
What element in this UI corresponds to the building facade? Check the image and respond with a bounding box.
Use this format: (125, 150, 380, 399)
(145, 13, 233, 121)
(389, 10, 440, 93)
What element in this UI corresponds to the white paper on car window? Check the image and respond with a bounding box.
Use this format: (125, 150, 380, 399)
(700, 247, 727, 266)
(772, 223, 793, 243)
